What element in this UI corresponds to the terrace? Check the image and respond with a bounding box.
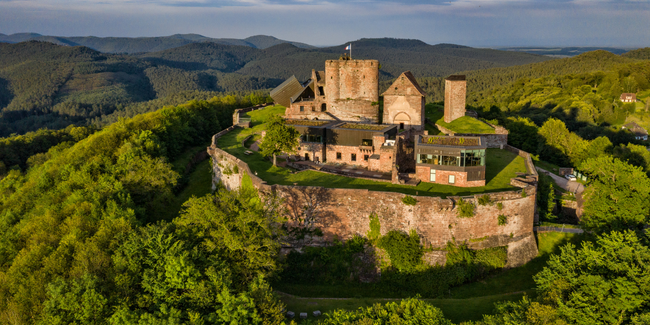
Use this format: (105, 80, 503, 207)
(217, 105, 527, 197)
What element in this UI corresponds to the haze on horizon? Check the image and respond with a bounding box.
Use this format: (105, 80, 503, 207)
(0, 0, 649, 48)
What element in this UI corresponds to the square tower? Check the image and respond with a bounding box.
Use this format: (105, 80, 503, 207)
(444, 75, 466, 123)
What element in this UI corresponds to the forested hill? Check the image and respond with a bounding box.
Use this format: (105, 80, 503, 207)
(0, 41, 274, 137)
(0, 33, 316, 53)
(140, 38, 552, 82)
(0, 39, 551, 136)
(414, 50, 642, 102)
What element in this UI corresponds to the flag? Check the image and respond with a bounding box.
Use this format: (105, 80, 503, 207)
(345, 44, 350, 50)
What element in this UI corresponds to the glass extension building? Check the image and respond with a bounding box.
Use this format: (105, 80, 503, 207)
(414, 135, 487, 187)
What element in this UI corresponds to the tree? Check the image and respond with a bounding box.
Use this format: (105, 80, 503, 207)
(580, 156, 650, 234)
(319, 297, 453, 325)
(534, 231, 650, 325)
(480, 231, 650, 325)
(259, 115, 300, 166)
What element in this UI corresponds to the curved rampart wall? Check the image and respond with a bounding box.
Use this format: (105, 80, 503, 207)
(207, 129, 539, 267)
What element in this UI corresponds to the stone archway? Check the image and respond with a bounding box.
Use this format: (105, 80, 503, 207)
(393, 112, 411, 129)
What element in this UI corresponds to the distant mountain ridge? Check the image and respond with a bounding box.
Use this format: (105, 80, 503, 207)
(0, 33, 317, 53)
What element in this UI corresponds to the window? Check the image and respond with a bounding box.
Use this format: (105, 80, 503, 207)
(351, 153, 357, 161)
(311, 106, 315, 111)
(301, 134, 322, 143)
(305, 153, 310, 161)
(461, 150, 485, 167)
(361, 139, 373, 146)
(336, 152, 342, 160)
(430, 169, 436, 182)
(321, 103, 327, 112)
(300, 106, 304, 112)
(364, 155, 369, 161)
(400, 123, 404, 130)
(449, 175, 455, 184)
(318, 86, 324, 96)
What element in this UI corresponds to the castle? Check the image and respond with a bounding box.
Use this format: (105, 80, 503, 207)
(271, 59, 490, 187)
(211, 59, 539, 267)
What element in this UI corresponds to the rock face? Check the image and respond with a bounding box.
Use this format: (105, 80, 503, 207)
(207, 133, 540, 267)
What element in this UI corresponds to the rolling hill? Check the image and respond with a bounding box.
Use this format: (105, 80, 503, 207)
(0, 33, 316, 53)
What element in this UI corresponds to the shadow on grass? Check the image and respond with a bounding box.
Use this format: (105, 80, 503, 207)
(448, 231, 589, 299)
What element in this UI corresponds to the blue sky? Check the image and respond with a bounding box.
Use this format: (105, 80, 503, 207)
(0, 0, 648, 47)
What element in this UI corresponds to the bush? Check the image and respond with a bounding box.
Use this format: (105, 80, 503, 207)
(378, 230, 423, 272)
(497, 202, 504, 210)
(478, 194, 492, 206)
(498, 214, 508, 226)
(457, 198, 475, 218)
(402, 195, 417, 205)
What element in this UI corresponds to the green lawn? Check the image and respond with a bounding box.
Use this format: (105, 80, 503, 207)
(436, 116, 496, 134)
(425, 104, 495, 134)
(280, 291, 529, 324)
(221, 128, 526, 197)
(220, 106, 527, 198)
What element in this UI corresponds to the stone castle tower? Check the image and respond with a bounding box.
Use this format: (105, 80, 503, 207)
(275, 59, 380, 123)
(443, 75, 466, 123)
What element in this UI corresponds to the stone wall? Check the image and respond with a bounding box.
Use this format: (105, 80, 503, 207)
(208, 127, 539, 267)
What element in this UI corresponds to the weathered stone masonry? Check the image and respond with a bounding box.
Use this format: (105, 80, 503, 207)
(208, 129, 539, 268)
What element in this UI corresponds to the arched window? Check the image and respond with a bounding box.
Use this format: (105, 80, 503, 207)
(321, 103, 327, 112)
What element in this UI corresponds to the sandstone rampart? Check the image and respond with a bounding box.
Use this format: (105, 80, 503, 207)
(207, 127, 539, 268)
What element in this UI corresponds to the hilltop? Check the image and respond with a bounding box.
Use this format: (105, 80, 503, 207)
(0, 33, 316, 53)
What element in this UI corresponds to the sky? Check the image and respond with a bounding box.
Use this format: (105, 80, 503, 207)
(0, 0, 649, 48)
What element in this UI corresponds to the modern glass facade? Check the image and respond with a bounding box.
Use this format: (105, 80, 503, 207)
(417, 149, 485, 167)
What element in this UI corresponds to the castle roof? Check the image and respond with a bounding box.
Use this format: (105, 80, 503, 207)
(381, 71, 426, 97)
(270, 75, 304, 107)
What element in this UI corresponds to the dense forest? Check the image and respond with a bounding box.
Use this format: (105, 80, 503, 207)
(0, 95, 648, 324)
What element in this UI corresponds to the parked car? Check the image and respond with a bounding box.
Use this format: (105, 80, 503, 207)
(565, 174, 577, 181)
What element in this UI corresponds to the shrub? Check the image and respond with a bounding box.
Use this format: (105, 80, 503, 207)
(497, 202, 504, 210)
(232, 164, 239, 174)
(521, 189, 527, 197)
(378, 230, 423, 272)
(498, 214, 507, 226)
(478, 194, 492, 206)
(402, 195, 417, 206)
(457, 198, 475, 218)
(367, 213, 381, 241)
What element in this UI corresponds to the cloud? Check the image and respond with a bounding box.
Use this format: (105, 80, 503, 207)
(0, 0, 648, 46)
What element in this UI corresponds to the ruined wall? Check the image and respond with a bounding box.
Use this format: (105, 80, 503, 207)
(208, 128, 539, 266)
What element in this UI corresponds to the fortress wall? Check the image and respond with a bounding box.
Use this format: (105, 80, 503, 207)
(208, 128, 539, 266)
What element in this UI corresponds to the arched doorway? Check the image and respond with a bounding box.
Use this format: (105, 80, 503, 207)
(394, 112, 411, 129)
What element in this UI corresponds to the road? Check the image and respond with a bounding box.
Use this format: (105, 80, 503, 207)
(535, 167, 584, 195)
